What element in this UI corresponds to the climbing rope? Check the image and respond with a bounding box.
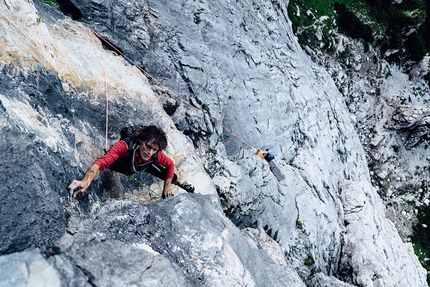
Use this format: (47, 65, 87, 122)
(88, 27, 110, 151)
(86, 26, 258, 154)
(86, 25, 276, 198)
(127, 175, 162, 198)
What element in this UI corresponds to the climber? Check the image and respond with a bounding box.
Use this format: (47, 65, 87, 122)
(68, 125, 195, 199)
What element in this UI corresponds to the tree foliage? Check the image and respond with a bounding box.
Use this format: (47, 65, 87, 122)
(39, 0, 60, 9)
(288, 0, 429, 63)
(334, 3, 373, 43)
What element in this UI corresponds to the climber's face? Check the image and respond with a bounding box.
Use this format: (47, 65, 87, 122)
(139, 139, 159, 161)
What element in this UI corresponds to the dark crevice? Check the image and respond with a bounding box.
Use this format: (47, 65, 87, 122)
(76, 265, 98, 287)
(98, 37, 125, 56)
(163, 101, 179, 116)
(57, 0, 83, 20)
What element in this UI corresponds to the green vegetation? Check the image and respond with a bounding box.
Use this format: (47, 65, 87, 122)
(334, 3, 373, 43)
(288, 0, 374, 51)
(395, 183, 418, 197)
(304, 255, 315, 266)
(202, 103, 210, 112)
(40, 0, 60, 10)
(363, 0, 427, 61)
(40, 97, 47, 106)
(288, 0, 429, 63)
(208, 148, 218, 155)
(148, 228, 159, 235)
(411, 204, 430, 284)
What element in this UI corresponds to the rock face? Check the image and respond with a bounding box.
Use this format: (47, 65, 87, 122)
(386, 105, 430, 149)
(0, 0, 427, 286)
(0, 240, 192, 287)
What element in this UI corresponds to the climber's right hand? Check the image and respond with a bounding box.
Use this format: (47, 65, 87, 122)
(68, 180, 89, 198)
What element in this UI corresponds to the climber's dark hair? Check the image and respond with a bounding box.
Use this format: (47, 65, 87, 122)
(136, 125, 168, 150)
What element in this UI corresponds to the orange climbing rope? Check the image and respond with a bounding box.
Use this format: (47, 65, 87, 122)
(86, 26, 258, 154)
(88, 26, 110, 151)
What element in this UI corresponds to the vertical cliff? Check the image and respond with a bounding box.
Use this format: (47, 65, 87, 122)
(0, 0, 427, 286)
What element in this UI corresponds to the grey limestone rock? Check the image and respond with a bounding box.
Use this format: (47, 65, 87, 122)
(0, 0, 427, 286)
(386, 105, 430, 148)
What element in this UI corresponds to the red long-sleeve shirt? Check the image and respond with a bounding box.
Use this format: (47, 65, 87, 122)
(94, 140, 175, 179)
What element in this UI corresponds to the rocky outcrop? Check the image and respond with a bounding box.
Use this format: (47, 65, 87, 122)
(386, 105, 430, 148)
(0, 0, 427, 286)
(0, 241, 192, 287)
(409, 56, 430, 80)
(66, 194, 305, 286)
